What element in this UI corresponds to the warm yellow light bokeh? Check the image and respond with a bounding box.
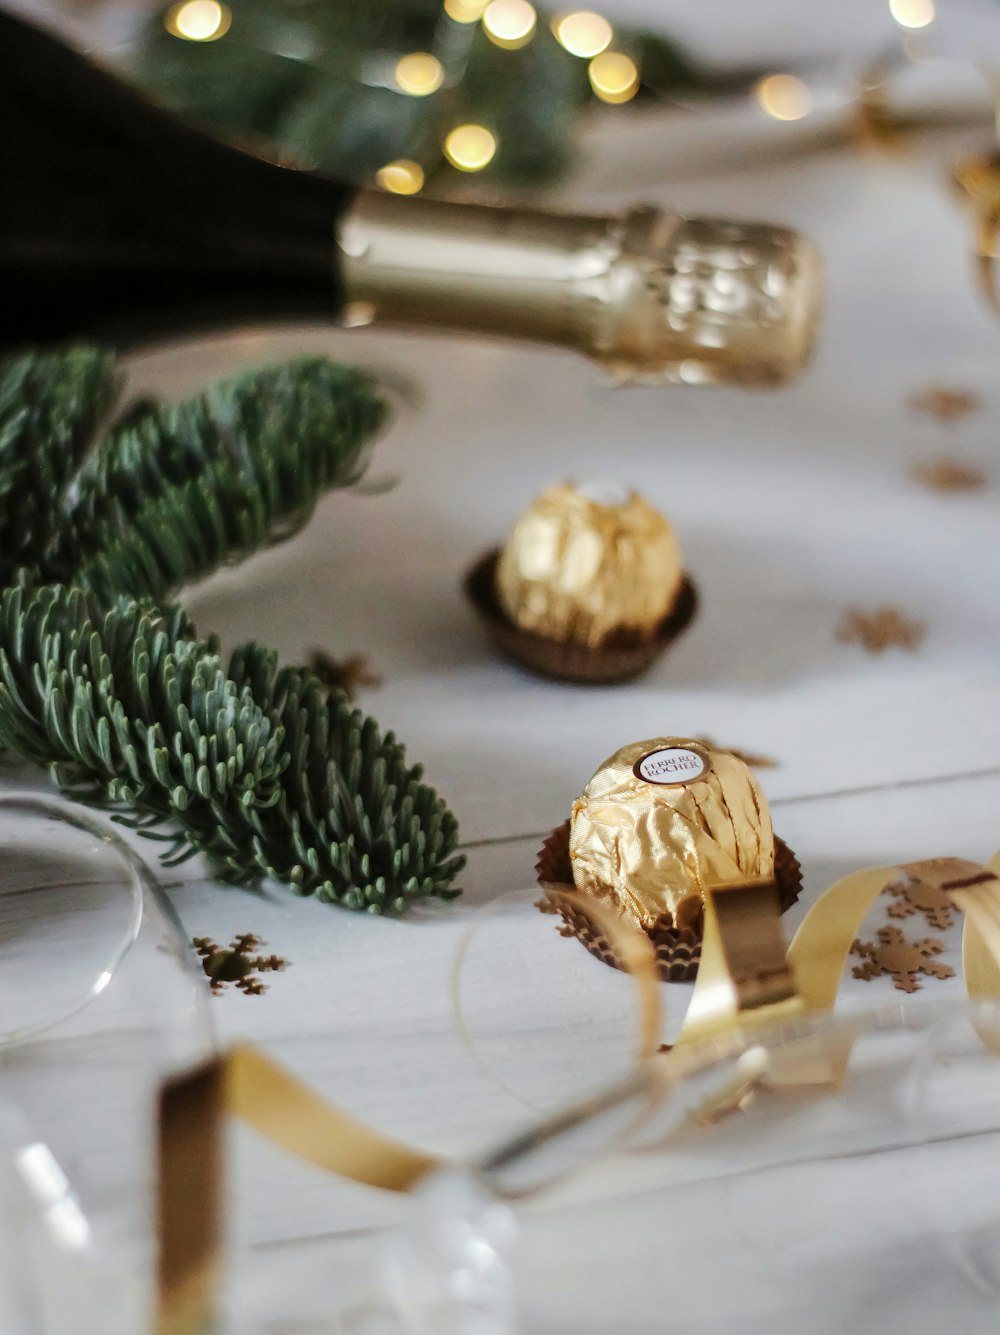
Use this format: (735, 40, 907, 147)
(443, 124, 498, 171)
(889, 0, 935, 27)
(482, 0, 537, 49)
(165, 0, 231, 41)
(444, 0, 490, 23)
(375, 160, 426, 194)
(553, 10, 613, 58)
(755, 73, 813, 121)
(394, 52, 444, 96)
(588, 51, 639, 104)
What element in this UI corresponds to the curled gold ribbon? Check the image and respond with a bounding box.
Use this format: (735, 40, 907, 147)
(158, 897, 660, 1335)
(788, 856, 1000, 1016)
(953, 154, 1000, 315)
(157, 853, 1000, 1334)
(156, 1045, 441, 1335)
(677, 877, 801, 1047)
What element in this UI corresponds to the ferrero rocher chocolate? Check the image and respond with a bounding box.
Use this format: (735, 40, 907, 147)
(495, 482, 684, 649)
(569, 737, 775, 934)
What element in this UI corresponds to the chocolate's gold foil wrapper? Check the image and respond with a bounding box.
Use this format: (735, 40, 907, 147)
(569, 738, 775, 934)
(495, 483, 683, 649)
(537, 820, 801, 982)
(464, 549, 697, 685)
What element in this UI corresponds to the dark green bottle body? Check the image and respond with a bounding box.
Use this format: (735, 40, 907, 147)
(0, 11, 354, 351)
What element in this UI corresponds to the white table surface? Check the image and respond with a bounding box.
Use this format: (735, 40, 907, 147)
(6, 18, 1000, 1328)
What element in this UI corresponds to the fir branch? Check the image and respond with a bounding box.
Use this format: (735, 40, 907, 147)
(229, 645, 464, 907)
(48, 357, 387, 601)
(0, 345, 465, 911)
(0, 581, 285, 880)
(0, 583, 465, 903)
(0, 347, 119, 584)
(136, 0, 717, 189)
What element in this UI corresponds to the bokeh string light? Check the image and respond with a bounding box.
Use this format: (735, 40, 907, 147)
(394, 51, 445, 96)
(482, 0, 538, 49)
(155, 0, 1000, 200)
(376, 159, 426, 193)
(444, 0, 491, 23)
(154, 0, 668, 184)
(889, 0, 936, 30)
(588, 51, 640, 104)
(164, 0, 231, 41)
(755, 72, 813, 121)
(553, 10, 613, 58)
(444, 123, 499, 170)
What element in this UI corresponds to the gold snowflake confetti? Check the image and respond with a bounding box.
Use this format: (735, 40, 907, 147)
(884, 876, 960, 932)
(912, 457, 987, 492)
(192, 934, 288, 996)
(837, 607, 926, 653)
(851, 926, 954, 993)
(308, 650, 382, 700)
(908, 387, 980, 421)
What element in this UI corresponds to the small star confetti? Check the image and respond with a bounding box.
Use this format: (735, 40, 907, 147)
(308, 650, 382, 700)
(908, 387, 980, 422)
(912, 457, 987, 493)
(837, 607, 926, 653)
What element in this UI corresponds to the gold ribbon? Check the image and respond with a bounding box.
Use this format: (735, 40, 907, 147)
(156, 1045, 440, 1335)
(679, 877, 802, 1046)
(675, 853, 1000, 1058)
(157, 894, 660, 1335)
(953, 154, 1000, 315)
(157, 853, 1000, 1334)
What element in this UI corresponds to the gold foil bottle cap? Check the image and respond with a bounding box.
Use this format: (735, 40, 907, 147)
(569, 737, 776, 933)
(495, 482, 684, 649)
(589, 210, 823, 388)
(340, 192, 822, 388)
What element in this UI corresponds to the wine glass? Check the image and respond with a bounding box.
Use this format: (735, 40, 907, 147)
(0, 792, 213, 1333)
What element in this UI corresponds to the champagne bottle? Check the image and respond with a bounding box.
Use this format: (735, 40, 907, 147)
(0, 11, 822, 387)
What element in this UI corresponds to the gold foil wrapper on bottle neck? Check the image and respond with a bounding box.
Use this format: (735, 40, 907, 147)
(339, 192, 822, 388)
(495, 483, 683, 648)
(569, 738, 776, 933)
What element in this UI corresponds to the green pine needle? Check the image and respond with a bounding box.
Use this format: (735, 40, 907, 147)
(0, 346, 119, 585)
(0, 347, 465, 910)
(46, 356, 387, 601)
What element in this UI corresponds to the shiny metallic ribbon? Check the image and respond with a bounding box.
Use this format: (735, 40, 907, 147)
(155, 893, 660, 1335)
(156, 854, 1000, 1334)
(953, 154, 1000, 315)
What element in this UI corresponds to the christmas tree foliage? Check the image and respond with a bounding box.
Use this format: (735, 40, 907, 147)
(0, 347, 464, 909)
(134, 0, 718, 189)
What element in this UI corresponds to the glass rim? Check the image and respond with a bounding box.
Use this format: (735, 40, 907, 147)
(0, 791, 205, 1048)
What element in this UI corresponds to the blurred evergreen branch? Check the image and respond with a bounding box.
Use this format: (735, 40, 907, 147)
(133, 0, 726, 188)
(0, 347, 464, 908)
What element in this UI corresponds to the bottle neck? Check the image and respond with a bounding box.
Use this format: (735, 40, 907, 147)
(338, 192, 822, 388)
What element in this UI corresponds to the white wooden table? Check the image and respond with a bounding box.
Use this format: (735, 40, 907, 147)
(7, 5, 1000, 1329)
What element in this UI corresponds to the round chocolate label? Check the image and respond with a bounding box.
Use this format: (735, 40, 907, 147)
(633, 745, 709, 786)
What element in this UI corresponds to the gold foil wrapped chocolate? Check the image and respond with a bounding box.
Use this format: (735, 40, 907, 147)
(496, 483, 683, 649)
(569, 738, 776, 934)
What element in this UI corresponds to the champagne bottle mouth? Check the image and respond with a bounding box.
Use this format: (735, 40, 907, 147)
(592, 209, 824, 389)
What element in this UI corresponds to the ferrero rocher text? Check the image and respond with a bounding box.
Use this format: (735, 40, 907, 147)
(569, 737, 775, 932)
(495, 483, 683, 648)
